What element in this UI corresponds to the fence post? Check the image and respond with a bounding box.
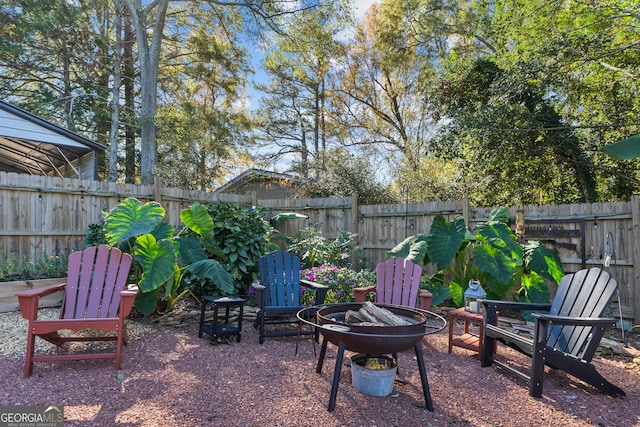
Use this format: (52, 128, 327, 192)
(462, 198, 471, 230)
(154, 175, 162, 203)
(632, 195, 640, 323)
(351, 193, 359, 267)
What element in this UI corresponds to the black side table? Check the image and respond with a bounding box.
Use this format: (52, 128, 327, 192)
(199, 295, 245, 343)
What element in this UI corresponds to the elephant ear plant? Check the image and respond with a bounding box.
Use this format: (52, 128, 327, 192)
(103, 197, 233, 315)
(388, 207, 564, 311)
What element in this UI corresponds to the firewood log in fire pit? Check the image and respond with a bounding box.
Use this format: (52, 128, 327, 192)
(344, 301, 411, 326)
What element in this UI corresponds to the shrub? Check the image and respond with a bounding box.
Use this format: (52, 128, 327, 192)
(0, 252, 68, 281)
(287, 227, 362, 269)
(300, 264, 376, 304)
(187, 201, 275, 297)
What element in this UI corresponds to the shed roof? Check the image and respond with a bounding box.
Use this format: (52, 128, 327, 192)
(216, 168, 305, 193)
(0, 100, 106, 178)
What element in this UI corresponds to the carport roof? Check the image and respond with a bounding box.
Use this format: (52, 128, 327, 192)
(0, 100, 105, 176)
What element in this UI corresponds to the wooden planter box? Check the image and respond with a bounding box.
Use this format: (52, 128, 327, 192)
(0, 278, 66, 313)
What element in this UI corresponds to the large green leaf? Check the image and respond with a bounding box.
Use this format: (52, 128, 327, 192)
(180, 202, 214, 240)
(178, 235, 207, 265)
(387, 234, 428, 264)
(152, 222, 174, 241)
(602, 134, 640, 160)
(449, 280, 465, 307)
(105, 198, 165, 245)
(477, 222, 523, 261)
(519, 272, 552, 321)
(134, 234, 176, 293)
(524, 241, 564, 284)
(488, 207, 510, 223)
(426, 215, 466, 270)
(473, 244, 516, 285)
(134, 289, 160, 316)
(187, 259, 234, 294)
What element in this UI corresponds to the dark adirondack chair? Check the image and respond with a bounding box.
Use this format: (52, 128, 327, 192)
(252, 250, 328, 344)
(481, 267, 625, 398)
(354, 257, 432, 311)
(16, 245, 137, 377)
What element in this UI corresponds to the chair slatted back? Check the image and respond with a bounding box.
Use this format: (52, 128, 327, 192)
(61, 245, 133, 319)
(375, 257, 423, 307)
(258, 250, 302, 307)
(547, 267, 618, 359)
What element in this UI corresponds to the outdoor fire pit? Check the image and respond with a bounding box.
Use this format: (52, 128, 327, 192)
(297, 302, 446, 412)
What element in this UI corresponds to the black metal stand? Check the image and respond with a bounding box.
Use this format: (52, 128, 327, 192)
(316, 337, 434, 412)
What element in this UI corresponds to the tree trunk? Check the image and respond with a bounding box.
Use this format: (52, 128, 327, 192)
(109, 1, 124, 182)
(125, 0, 168, 185)
(123, 11, 136, 183)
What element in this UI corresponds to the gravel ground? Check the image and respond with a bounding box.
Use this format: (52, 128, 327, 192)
(0, 307, 639, 427)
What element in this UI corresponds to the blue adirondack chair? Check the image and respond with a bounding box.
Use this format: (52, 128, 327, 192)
(481, 267, 625, 398)
(252, 250, 328, 344)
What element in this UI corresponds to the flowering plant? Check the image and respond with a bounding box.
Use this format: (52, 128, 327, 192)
(300, 264, 376, 304)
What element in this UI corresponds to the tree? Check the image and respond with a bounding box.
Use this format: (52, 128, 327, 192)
(302, 148, 396, 204)
(154, 4, 254, 190)
(124, 0, 349, 185)
(253, 5, 348, 176)
(0, 0, 113, 142)
(328, 3, 438, 174)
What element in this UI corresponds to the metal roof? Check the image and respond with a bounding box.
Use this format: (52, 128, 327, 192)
(215, 168, 306, 194)
(0, 100, 106, 178)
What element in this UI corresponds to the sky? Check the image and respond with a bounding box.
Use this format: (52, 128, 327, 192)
(352, 0, 376, 20)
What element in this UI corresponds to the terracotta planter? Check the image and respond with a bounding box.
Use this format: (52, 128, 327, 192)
(0, 277, 66, 313)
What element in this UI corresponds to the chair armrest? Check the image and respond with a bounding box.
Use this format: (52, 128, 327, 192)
(353, 285, 376, 302)
(481, 299, 552, 312)
(532, 313, 617, 327)
(16, 283, 67, 320)
(419, 289, 433, 311)
(300, 279, 328, 290)
(15, 282, 66, 299)
(481, 299, 552, 327)
(119, 286, 139, 318)
(251, 281, 266, 308)
(300, 279, 329, 304)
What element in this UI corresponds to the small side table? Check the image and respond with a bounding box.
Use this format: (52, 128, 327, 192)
(199, 295, 245, 343)
(448, 307, 491, 359)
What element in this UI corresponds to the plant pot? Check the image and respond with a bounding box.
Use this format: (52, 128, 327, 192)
(350, 354, 397, 397)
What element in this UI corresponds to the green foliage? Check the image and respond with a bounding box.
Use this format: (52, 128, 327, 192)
(99, 198, 234, 315)
(85, 223, 107, 246)
(300, 264, 376, 304)
(303, 149, 398, 204)
(388, 207, 564, 307)
(0, 252, 68, 282)
(180, 201, 275, 297)
(286, 227, 362, 269)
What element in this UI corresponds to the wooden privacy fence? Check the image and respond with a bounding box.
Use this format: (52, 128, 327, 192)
(262, 196, 640, 323)
(0, 171, 251, 262)
(0, 171, 638, 322)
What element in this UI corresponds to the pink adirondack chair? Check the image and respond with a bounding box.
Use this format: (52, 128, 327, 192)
(16, 245, 137, 377)
(354, 257, 433, 311)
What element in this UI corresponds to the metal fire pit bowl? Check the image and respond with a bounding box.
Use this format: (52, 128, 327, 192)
(297, 303, 446, 413)
(313, 303, 438, 355)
